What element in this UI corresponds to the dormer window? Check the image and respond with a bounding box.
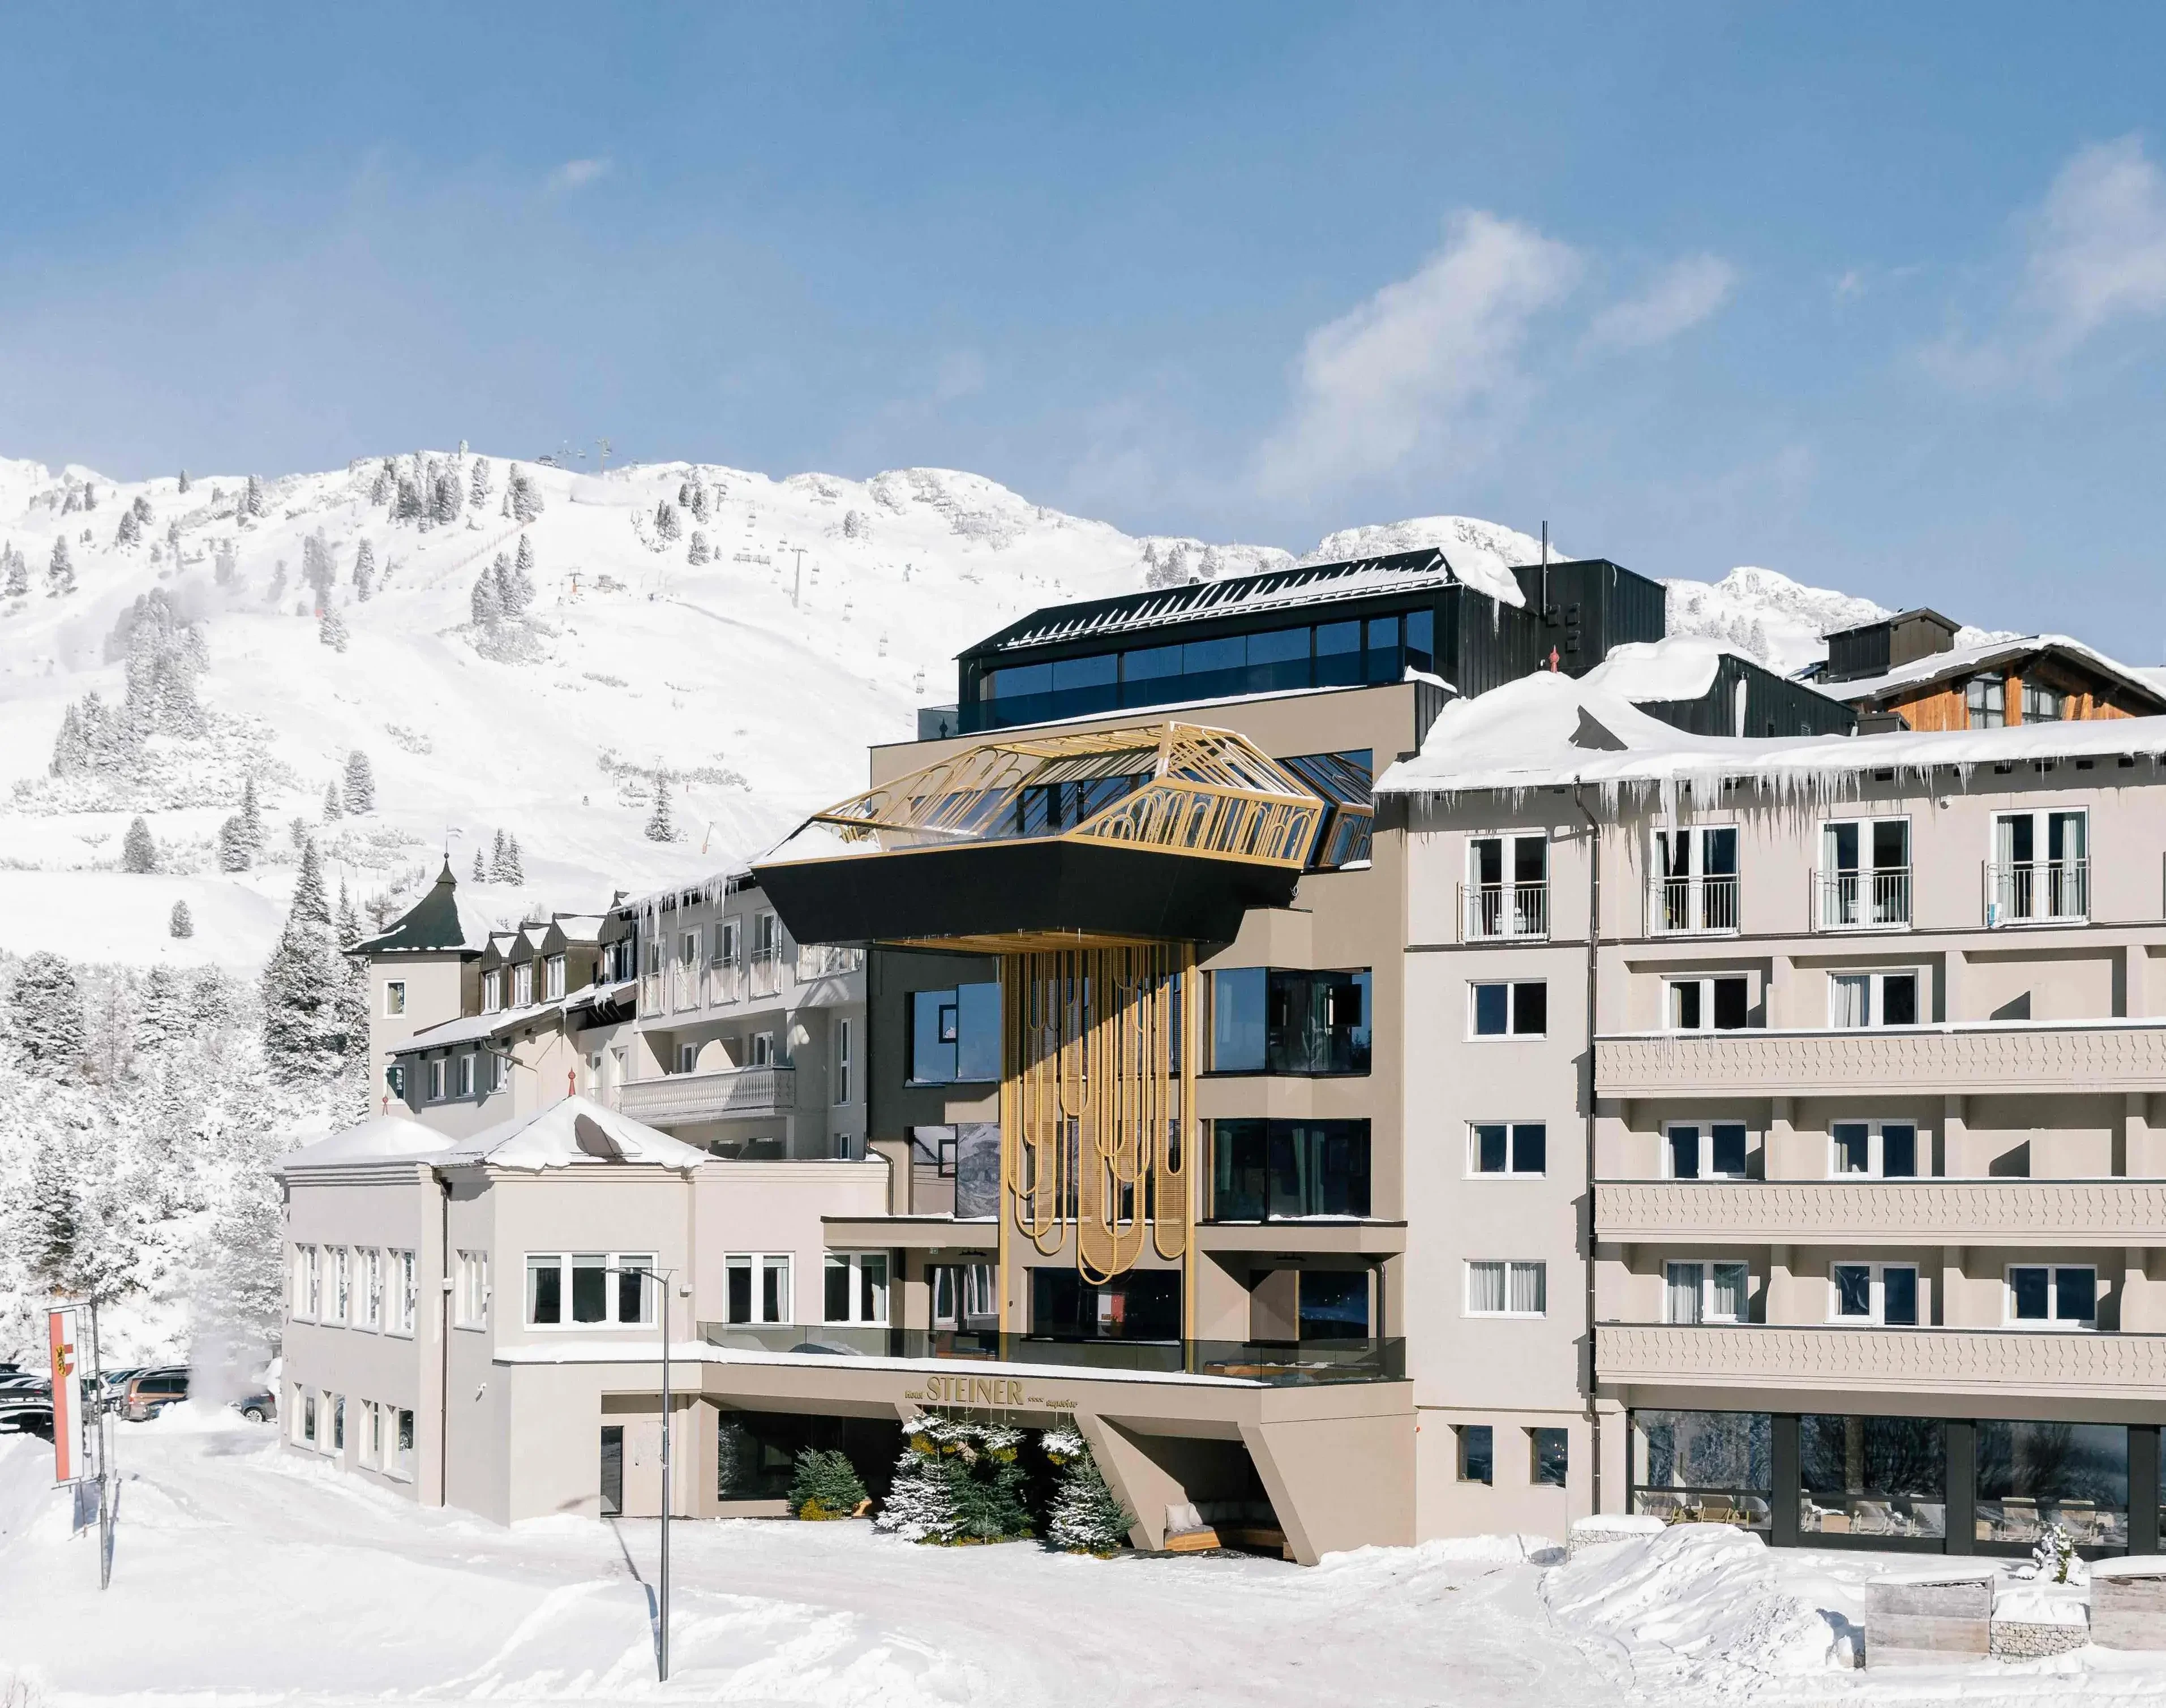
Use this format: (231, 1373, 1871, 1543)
(482, 970, 503, 1012)
(513, 963, 534, 1007)
(545, 954, 565, 1000)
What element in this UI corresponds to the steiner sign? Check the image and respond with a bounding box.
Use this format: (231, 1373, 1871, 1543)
(48, 1307, 79, 1486)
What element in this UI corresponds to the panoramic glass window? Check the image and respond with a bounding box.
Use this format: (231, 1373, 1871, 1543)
(1208, 968, 1370, 1075)
(1210, 1119, 1371, 1219)
(1800, 1415, 1947, 1539)
(1629, 1409, 1772, 1530)
(906, 982, 1001, 1083)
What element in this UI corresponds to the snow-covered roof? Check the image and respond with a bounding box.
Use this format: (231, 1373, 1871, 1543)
(396, 994, 574, 1052)
(273, 1112, 449, 1172)
(1374, 668, 2166, 801)
(1820, 633, 2166, 710)
(349, 862, 492, 958)
(438, 1095, 708, 1173)
(1581, 636, 1728, 703)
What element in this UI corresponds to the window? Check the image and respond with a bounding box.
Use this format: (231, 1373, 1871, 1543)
(2021, 680, 2064, 723)
(823, 1252, 889, 1324)
(1828, 1120, 1919, 1178)
(1464, 834, 1549, 938)
(301, 1389, 318, 1445)
(1470, 981, 1546, 1038)
(677, 1042, 699, 1074)
(750, 1031, 776, 1067)
(1459, 1424, 1494, 1485)
(361, 1248, 383, 1330)
(1665, 1122, 1749, 1180)
(1966, 674, 2006, 728)
(725, 1254, 793, 1324)
(2006, 1264, 2096, 1328)
(1211, 1121, 1370, 1218)
(513, 963, 533, 1007)
(1532, 1428, 1569, 1488)
(386, 1063, 405, 1101)
(906, 982, 1001, 1084)
(389, 1250, 416, 1336)
(1818, 818, 1911, 929)
(482, 970, 503, 1012)
(716, 919, 741, 966)
(545, 954, 566, 1000)
(1667, 976, 1749, 1032)
(1466, 1260, 1546, 1317)
(360, 1400, 381, 1469)
(524, 1252, 653, 1327)
(293, 1244, 320, 1319)
(1990, 809, 2088, 924)
(1208, 968, 1370, 1074)
(384, 981, 406, 1016)
(329, 1247, 350, 1324)
(1831, 1262, 1921, 1325)
(1631, 1410, 1772, 1529)
(1977, 1421, 2129, 1549)
(752, 911, 779, 959)
(456, 1053, 475, 1097)
(833, 1017, 853, 1105)
(1828, 968, 1920, 1028)
(332, 1394, 346, 1453)
(931, 1263, 997, 1331)
(1652, 826, 1739, 933)
(393, 1407, 415, 1479)
(490, 1051, 508, 1094)
(1281, 751, 1375, 870)
(427, 1058, 445, 1101)
(1469, 1123, 1546, 1177)
(1666, 1261, 1749, 1324)
(1800, 1414, 1947, 1539)
(456, 1251, 490, 1329)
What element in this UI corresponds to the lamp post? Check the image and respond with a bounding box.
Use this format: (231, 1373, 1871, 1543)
(618, 1264, 680, 1680)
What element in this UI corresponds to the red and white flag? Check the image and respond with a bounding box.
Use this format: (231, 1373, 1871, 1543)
(48, 1307, 80, 1486)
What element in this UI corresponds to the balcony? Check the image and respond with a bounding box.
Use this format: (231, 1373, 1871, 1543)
(1595, 1019, 2166, 1098)
(669, 963, 702, 1013)
(610, 1064, 796, 1126)
(1597, 1178, 2166, 1247)
(1460, 881, 1548, 941)
(1597, 1322, 2166, 1401)
(1987, 860, 2090, 928)
(749, 948, 784, 999)
(1814, 866, 1911, 932)
(707, 960, 748, 1007)
(1648, 874, 1738, 936)
(795, 943, 865, 984)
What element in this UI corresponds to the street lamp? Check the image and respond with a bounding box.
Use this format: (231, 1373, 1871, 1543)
(615, 1263, 684, 1681)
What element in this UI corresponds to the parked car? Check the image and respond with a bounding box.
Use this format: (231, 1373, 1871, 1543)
(0, 1398, 53, 1439)
(97, 1367, 143, 1412)
(0, 1374, 50, 1398)
(116, 1368, 188, 1421)
(234, 1389, 277, 1424)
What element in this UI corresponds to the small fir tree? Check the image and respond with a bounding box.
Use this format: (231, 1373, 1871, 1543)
(216, 815, 251, 872)
(259, 839, 346, 1075)
(319, 606, 350, 651)
(488, 827, 510, 880)
(500, 835, 525, 883)
(654, 499, 681, 543)
(687, 530, 711, 566)
(239, 774, 264, 852)
(323, 780, 343, 819)
(342, 749, 375, 813)
(509, 464, 543, 523)
(48, 535, 76, 595)
(177, 468, 191, 494)
(876, 1415, 1032, 1545)
(790, 1448, 870, 1520)
(169, 899, 195, 939)
(335, 878, 362, 950)
(470, 565, 505, 625)
(11, 951, 87, 1075)
(121, 816, 159, 873)
(353, 538, 376, 599)
(472, 848, 487, 882)
(1041, 1425, 1133, 1555)
(511, 534, 537, 607)
(645, 774, 676, 843)
(3, 543, 27, 595)
(467, 456, 492, 508)
(242, 474, 267, 518)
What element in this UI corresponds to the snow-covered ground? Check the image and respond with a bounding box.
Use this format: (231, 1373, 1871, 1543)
(7, 1418, 2166, 1707)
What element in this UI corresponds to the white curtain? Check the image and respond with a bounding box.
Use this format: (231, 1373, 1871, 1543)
(1667, 1263, 1704, 1325)
(1468, 1261, 1506, 1314)
(1711, 1264, 1748, 1322)
(1829, 974, 1869, 1028)
(1508, 1261, 1546, 1315)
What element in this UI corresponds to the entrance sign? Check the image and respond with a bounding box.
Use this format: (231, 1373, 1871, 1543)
(48, 1307, 80, 1485)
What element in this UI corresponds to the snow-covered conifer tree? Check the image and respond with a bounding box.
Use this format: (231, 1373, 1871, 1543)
(169, 899, 194, 938)
(260, 839, 346, 1075)
(132, 494, 153, 524)
(319, 606, 350, 651)
(335, 878, 362, 950)
(473, 848, 487, 882)
(501, 836, 525, 883)
(115, 508, 141, 548)
(240, 774, 265, 853)
(323, 780, 343, 819)
(353, 538, 376, 600)
(369, 460, 393, 506)
(467, 456, 492, 508)
(393, 474, 423, 523)
(645, 774, 676, 842)
(243, 474, 266, 518)
(509, 465, 544, 523)
(216, 816, 251, 872)
(1041, 1424, 1133, 1553)
(3, 544, 26, 595)
(121, 816, 158, 873)
(488, 828, 510, 881)
(470, 565, 504, 626)
(654, 500, 681, 543)
(431, 468, 462, 526)
(342, 750, 375, 814)
(510, 534, 537, 609)
(687, 530, 711, 565)
(11, 951, 87, 1075)
(48, 535, 75, 595)
(177, 468, 191, 494)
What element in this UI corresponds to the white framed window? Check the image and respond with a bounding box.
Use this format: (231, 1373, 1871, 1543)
(716, 919, 742, 967)
(1817, 817, 1911, 930)
(489, 1050, 508, 1093)
(383, 980, 406, 1017)
(834, 1017, 853, 1105)
(1832, 1261, 1921, 1326)
(1828, 1119, 1920, 1179)
(724, 1253, 792, 1324)
(293, 1243, 320, 1319)
(1665, 1121, 1749, 1180)
(930, 1262, 996, 1330)
(329, 1247, 350, 1324)
(753, 910, 779, 957)
(1468, 981, 1547, 1038)
(456, 1053, 475, 1097)
(680, 929, 701, 968)
(359, 1400, 381, 1468)
(387, 1063, 406, 1101)
(1828, 968, 1922, 1029)
(330, 1392, 346, 1453)
(751, 1031, 777, 1067)
(427, 1058, 445, 1101)
(823, 1251, 889, 1324)
(300, 1388, 319, 1446)
(392, 1407, 415, 1479)
(1468, 1122, 1546, 1177)
(1989, 808, 2089, 925)
(361, 1248, 383, 1330)
(2006, 1264, 2096, 1329)
(1667, 975, 1749, 1032)
(524, 1252, 655, 1328)
(677, 1042, 699, 1074)
(388, 1250, 417, 1336)
(1651, 824, 1740, 934)
(456, 1251, 491, 1329)
(513, 962, 534, 1007)
(482, 969, 503, 1012)
(1465, 1260, 1546, 1317)
(1666, 1259, 1750, 1325)
(545, 952, 566, 999)
(1464, 832, 1549, 939)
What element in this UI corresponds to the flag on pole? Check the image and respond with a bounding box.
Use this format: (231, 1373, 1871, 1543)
(48, 1307, 80, 1486)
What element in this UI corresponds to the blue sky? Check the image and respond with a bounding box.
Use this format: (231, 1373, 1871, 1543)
(4, 4, 2165, 646)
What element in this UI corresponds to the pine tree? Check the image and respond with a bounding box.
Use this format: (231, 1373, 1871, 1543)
(876, 1416, 1033, 1544)
(393, 474, 423, 523)
(323, 779, 343, 819)
(138, 964, 186, 1050)
(216, 816, 251, 872)
(470, 565, 504, 625)
(3, 544, 27, 595)
(115, 508, 141, 548)
(431, 468, 462, 526)
(48, 535, 75, 595)
(132, 494, 153, 525)
(488, 827, 510, 881)
(82, 483, 97, 512)
(468, 456, 492, 508)
(369, 460, 393, 506)
(11, 951, 87, 1075)
(654, 500, 681, 543)
(301, 530, 334, 604)
(335, 878, 362, 950)
(319, 606, 350, 651)
(24, 1140, 84, 1289)
(353, 539, 376, 600)
(178, 469, 192, 494)
(511, 534, 537, 608)
(121, 816, 159, 873)
(501, 835, 525, 883)
(342, 750, 375, 814)
(509, 464, 543, 523)
(790, 1448, 870, 1520)
(240, 775, 264, 852)
(645, 774, 676, 843)
(687, 530, 711, 565)
(1041, 1425, 1133, 1554)
(169, 899, 194, 939)
(260, 840, 344, 1075)
(243, 474, 266, 518)
(473, 848, 487, 882)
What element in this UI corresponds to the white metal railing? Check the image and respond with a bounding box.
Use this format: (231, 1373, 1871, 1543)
(796, 943, 865, 980)
(638, 972, 664, 1015)
(671, 962, 702, 1012)
(749, 947, 784, 998)
(608, 1065, 797, 1124)
(1814, 867, 1911, 931)
(1460, 882, 1547, 941)
(707, 960, 747, 1007)
(1986, 860, 2089, 927)
(1648, 873, 1739, 935)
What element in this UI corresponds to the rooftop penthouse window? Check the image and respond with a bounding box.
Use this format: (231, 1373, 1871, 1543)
(970, 609, 1434, 732)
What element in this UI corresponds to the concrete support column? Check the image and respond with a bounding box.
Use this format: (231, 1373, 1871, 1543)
(1768, 955, 1792, 1029)
(1769, 1097, 1795, 1180)
(1943, 947, 1964, 1024)
(2124, 1246, 2151, 1332)
(1942, 1096, 1967, 1179)
(2124, 1093, 2148, 1180)
(1940, 1247, 1966, 1328)
(1765, 1244, 1792, 1325)
(2129, 941, 2149, 1020)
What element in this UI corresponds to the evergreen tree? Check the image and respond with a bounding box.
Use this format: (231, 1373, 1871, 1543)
(687, 530, 711, 566)
(369, 460, 393, 506)
(473, 848, 487, 882)
(169, 899, 195, 939)
(470, 565, 504, 625)
(216, 815, 251, 872)
(115, 508, 141, 548)
(318, 606, 350, 651)
(393, 474, 424, 523)
(82, 483, 97, 511)
(48, 535, 75, 595)
(511, 534, 537, 608)
(3, 543, 27, 595)
(1041, 1425, 1133, 1554)
(876, 1416, 1032, 1544)
(324, 779, 344, 819)
(132, 494, 154, 524)
(301, 530, 334, 604)
(509, 464, 544, 523)
(11, 951, 87, 1075)
(654, 499, 681, 543)
(49, 703, 85, 775)
(342, 749, 375, 814)
(121, 816, 159, 873)
(431, 467, 462, 526)
(260, 839, 345, 1075)
(240, 775, 264, 853)
(688, 482, 710, 522)
(488, 827, 510, 881)
(501, 835, 525, 883)
(353, 538, 376, 600)
(790, 1448, 870, 1520)
(467, 456, 492, 508)
(23, 1139, 84, 1290)
(178, 468, 192, 494)
(645, 774, 676, 843)
(243, 474, 266, 518)
(335, 878, 362, 950)
(138, 964, 186, 1049)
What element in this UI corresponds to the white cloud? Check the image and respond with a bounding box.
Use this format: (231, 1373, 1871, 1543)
(547, 157, 612, 193)
(1254, 211, 1581, 496)
(1585, 254, 1737, 351)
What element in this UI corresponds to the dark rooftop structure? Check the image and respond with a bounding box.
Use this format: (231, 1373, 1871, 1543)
(1819, 608, 1962, 684)
(348, 862, 478, 958)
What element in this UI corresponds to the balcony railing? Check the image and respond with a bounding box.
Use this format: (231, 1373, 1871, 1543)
(1987, 860, 2090, 927)
(1596, 1178, 2166, 1247)
(1814, 866, 1911, 930)
(707, 960, 747, 1007)
(1597, 1322, 2166, 1400)
(749, 947, 784, 999)
(1648, 874, 1738, 935)
(670, 963, 702, 1012)
(1460, 881, 1548, 941)
(638, 972, 664, 1015)
(700, 1323, 1406, 1385)
(608, 1064, 796, 1125)
(796, 943, 865, 981)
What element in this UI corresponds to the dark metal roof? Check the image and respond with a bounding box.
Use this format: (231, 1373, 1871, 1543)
(962, 548, 1461, 660)
(349, 862, 474, 957)
(1823, 607, 1961, 643)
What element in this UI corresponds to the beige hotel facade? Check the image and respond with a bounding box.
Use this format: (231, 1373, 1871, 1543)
(277, 549, 2166, 1561)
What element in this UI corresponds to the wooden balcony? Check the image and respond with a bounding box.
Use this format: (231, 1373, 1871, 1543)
(1596, 1178, 2166, 1247)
